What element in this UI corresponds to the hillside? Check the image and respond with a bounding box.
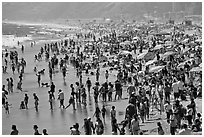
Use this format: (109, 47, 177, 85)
(2, 2, 202, 22)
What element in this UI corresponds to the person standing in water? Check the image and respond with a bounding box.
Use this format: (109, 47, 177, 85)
(33, 93, 39, 112)
(24, 93, 29, 109)
(36, 73, 41, 87)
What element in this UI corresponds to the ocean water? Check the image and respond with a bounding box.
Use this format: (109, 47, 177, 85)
(2, 22, 40, 37)
(2, 22, 67, 48)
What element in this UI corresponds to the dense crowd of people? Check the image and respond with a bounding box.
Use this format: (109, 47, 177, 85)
(2, 18, 202, 135)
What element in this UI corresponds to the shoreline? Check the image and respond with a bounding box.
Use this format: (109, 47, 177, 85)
(2, 20, 82, 49)
(3, 20, 82, 30)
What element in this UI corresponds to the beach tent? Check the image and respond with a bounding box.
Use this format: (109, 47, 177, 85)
(190, 67, 202, 72)
(149, 65, 165, 73)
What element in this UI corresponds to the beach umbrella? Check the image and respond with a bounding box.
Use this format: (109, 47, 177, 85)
(177, 58, 194, 68)
(119, 50, 132, 55)
(182, 48, 190, 54)
(118, 34, 129, 38)
(156, 32, 170, 36)
(165, 41, 174, 46)
(149, 65, 165, 73)
(195, 39, 202, 43)
(138, 71, 144, 76)
(182, 39, 189, 43)
(133, 36, 140, 40)
(123, 41, 131, 45)
(185, 30, 195, 36)
(161, 51, 176, 59)
(153, 44, 163, 50)
(137, 51, 148, 59)
(199, 63, 202, 67)
(145, 60, 157, 66)
(190, 67, 202, 72)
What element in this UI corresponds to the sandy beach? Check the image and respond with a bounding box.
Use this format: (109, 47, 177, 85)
(2, 33, 202, 135)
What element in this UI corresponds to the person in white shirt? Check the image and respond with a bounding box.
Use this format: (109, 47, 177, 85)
(178, 124, 192, 135)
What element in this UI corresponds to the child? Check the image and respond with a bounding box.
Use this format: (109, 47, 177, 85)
(20, 101, 25, 109)
(4, 101, 11, 114)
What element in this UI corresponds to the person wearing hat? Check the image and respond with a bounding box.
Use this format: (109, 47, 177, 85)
(33, 125, 41, 135)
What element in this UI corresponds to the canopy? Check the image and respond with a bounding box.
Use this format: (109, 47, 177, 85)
(190, 67, 202, 72)
(149, 65, 165, 73)
(153, 45, 163, 50)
